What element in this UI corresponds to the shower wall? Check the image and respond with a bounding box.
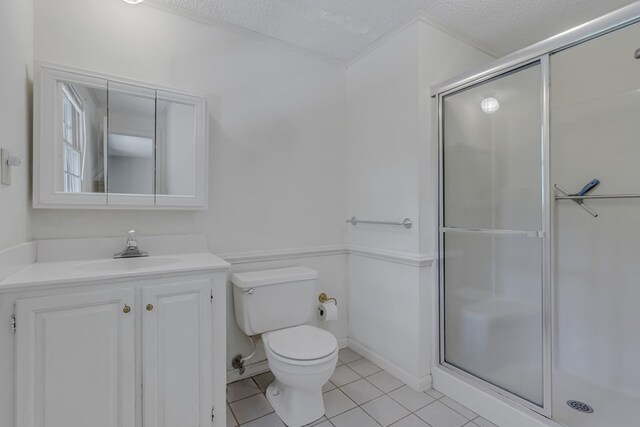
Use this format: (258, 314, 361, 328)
(550, 20, 640, 427)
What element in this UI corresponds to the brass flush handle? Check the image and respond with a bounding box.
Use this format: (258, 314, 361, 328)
(123, 305, 131, 314)
(318, 293, 338, 305)
(146, 304, 154, 312)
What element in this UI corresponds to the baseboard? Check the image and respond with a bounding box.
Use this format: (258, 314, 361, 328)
(337, 337, 349, 349)
(227, 337, 350, 384)
(227, 360, 271, 384)
(348, 338, 432, 392)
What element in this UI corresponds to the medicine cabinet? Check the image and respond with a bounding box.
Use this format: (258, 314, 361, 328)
(34, 63, 208, 209)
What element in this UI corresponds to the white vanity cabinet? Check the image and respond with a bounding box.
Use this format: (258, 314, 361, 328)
(1, 261, 227, 427)
(141, 280, 212, 427)
(15, 288, 137, 427)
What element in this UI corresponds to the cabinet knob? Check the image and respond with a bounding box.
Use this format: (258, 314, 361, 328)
(123, 305, 131, 314)
(146, 304, 154, 311)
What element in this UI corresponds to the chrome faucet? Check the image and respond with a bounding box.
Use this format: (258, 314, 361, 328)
(114, 230, 149, 259)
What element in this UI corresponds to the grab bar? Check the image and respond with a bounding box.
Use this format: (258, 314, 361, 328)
(346, 216, 413, 229)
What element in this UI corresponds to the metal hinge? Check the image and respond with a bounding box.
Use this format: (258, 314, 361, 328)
(11, 314, 16, 335)
(211, 404, 215, 421)
(210, 291, 214, 304)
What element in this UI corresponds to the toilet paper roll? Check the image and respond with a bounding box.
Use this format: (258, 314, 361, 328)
(318, 301, 338, 322)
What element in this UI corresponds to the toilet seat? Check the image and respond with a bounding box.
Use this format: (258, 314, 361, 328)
(265, 325, 337, 361)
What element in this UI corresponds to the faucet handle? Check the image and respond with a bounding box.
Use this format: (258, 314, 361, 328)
(126, 230, 138, 247)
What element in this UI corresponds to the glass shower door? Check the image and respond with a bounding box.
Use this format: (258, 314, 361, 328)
(440, 62, 547, 408)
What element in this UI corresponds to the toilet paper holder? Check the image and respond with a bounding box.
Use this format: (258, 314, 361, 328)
(318, 293, 337, 306)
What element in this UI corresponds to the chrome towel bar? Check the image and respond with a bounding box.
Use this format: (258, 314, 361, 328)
(554, 184, 599, 217)
(346, 216, 413, 229)
(555, 193, 640, 200)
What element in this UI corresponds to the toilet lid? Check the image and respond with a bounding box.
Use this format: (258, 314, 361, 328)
(267, 325, 337, 361)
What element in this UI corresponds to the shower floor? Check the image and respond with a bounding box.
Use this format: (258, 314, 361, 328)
(553, 370, 640, 427)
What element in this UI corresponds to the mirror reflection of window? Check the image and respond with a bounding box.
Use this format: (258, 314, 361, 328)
(61, 84, 85, 192)
(59, 81, 107, 193)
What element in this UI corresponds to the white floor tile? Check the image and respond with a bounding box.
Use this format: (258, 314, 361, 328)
(309, 422, 332, 427)
(426, 388, 444, 399)
(323, 388, 357, 418)
(472, 417, 499, 427)
(340, 378, 383, 405)
(227, 378, 261, 402)
(388, 385, 435, 412)
(322, 380, 337, 393)
(366, 371, 403, 393)
(361, 395, 410, 426)
(240, 413, 285, 427)
(347, 359, 382, 377)
(440, 396, 477, 419)
(253, 371, 275, 392)
(305, 416, 329, 426)
(330, 407, 379, 427)
(330, 365, 361, 387)
(390, 414, 431, 427)
(229, 393, 274, 424)
(415, 401, 468, 427)
(338, 348, 363, 364)
(227, 405, 238, 427)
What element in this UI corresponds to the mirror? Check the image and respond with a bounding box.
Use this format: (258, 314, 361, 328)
(156, 92, 197, 197)
(107, 83, 155, 196)
(57, 81, 108, 194)
(35, 64, 208, 209)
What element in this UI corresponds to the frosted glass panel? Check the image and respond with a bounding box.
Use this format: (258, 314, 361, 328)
(443, 232, 543, 405)
(441, 62, 544, 407)
(443, 64, 542, 231)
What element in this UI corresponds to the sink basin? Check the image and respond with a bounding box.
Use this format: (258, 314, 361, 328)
(74, 256, 182, 272)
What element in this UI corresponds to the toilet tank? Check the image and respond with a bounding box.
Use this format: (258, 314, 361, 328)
(231, 267, 319, 336)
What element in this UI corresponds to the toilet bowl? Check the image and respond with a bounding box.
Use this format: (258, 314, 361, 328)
(231, 267, 338, 427)
(262, 325, 338, 427)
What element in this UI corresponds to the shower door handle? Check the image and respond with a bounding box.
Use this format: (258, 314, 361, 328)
(442, 227, 544, 238)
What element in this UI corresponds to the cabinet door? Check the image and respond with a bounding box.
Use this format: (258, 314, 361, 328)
(15, 288, 136, 427)
(142, 280, 212, 427)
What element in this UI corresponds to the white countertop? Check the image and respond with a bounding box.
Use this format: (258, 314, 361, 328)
(0, 252, 230, 292)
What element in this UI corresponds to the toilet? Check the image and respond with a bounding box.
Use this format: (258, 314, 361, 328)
(231, 267, 338, 427)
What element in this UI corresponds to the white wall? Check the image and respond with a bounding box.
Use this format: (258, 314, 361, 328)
(29, 0, 493, 387)
(32, 0, 349, 373)
(0, 0, 33, 251)
(346, 19, 493, 390)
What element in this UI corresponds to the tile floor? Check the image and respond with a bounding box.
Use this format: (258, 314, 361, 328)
(226, 348, 500, 427)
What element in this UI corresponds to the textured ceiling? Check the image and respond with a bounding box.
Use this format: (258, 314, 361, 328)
(152, 0, 638, 62)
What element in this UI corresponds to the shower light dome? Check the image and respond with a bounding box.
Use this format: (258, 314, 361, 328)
(122, 0, 144, 4)
(481, 97, 500, 114)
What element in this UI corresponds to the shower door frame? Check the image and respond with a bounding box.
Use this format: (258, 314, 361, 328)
(436, 55, 552, 416)
(433, 2, 640, 420)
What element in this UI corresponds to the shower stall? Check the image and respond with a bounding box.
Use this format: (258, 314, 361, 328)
(434, 4, 640, 427)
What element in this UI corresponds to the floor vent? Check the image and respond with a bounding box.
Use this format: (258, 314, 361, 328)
(567, 400, 594, 413)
